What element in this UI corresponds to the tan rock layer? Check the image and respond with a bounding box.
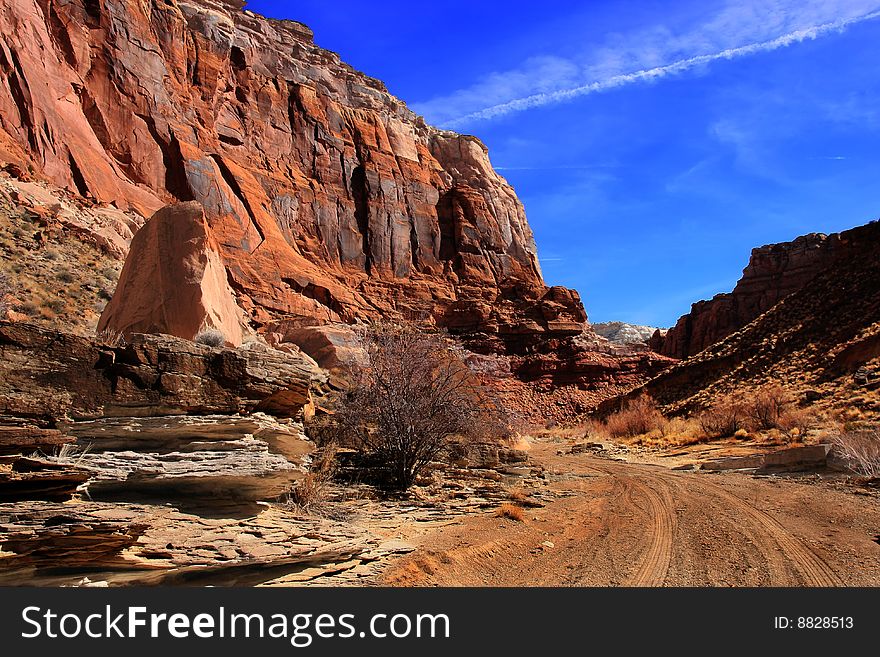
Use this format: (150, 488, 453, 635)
(0, 320, 327, 422)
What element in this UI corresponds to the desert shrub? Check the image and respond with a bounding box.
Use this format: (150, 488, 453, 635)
(194, 328, 225, 347)
(45, 298, 66, 313)
(55, 268, 76, 284)
(0, 271, 11, 317)
(698, 395, 746, 438)
(746, 384, 792, 431)
(495, 503, 524, 521)
(326, 323, 510, 490)
(776, 407, 816, 440)
(16, 300, 39, 316)
(603, 395, 667, 438)
(831, 428, 880, 478)
(96, 327, 126, 347)
(285, 446, 337, 514)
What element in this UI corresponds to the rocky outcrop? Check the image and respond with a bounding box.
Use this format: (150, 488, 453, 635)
(593, 321, 658, 345)
(639, 221, 880, 415)
(650, 232, 844, 359)
(0, 0, 568, 341)
(0, 321, 327, 422)
(97, 202, 250, 345)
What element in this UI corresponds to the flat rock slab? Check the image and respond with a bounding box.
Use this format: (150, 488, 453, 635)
(0, 501, 376, 586)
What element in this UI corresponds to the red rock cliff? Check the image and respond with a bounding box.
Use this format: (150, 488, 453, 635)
(0, 0, 585, 340)
(650, 231, 845, 359)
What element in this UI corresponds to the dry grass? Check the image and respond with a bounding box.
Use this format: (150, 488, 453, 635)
(602, 395, 667, 438)
(285, 446, 338, 515)
(495, 503, 524, 522)
(698, 395, 747, 438)
(831, 428, 880, 478)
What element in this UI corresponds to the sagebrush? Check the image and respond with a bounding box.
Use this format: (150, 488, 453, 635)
(194, 328, 225, 347)
(323, 323, 512, 489)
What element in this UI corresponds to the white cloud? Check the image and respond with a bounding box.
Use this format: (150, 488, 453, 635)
(413, 0, 880, 128)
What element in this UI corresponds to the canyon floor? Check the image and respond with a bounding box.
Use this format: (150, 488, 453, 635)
(349, 437, 880, 587)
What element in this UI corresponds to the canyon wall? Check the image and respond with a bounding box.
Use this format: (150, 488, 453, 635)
(0, 0, 585, 344)
(650, 231, 847, 359)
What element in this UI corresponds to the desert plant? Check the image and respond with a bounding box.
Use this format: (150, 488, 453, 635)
(55, 268, 76, 284)
(194, 327, 225, 347)
(96, 327, 126, 347)
(328, 323, 510, 490)
(831, 428, 880, 478)
(495, 503, 524, 521)
(603, 395, 667, 438)
(698, 395, 746, 438)
(746, 384, 792, 430)
(0, 271, 11, 317)
(285, 446, 338, 514)
(776, 407, 816, 440)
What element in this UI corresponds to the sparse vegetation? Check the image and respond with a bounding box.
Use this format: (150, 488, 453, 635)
(602, 395, 667, 438)
(698, 395, 747, 438)
(324, 323, 512, 490)
(495, 503, 524, 522)
(831, 428, 880, 479)
(0, 271, 11, 317)
(194, 328, 226, 347)
(285, 446, 338, 515)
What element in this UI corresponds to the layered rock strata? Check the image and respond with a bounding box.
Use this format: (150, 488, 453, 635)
(0, 0, 582, 343)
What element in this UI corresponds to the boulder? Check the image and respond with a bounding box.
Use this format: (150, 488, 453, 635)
(98, 202, 249, 346)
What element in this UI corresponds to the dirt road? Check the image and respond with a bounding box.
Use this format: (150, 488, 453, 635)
(382, 440, 880, 586)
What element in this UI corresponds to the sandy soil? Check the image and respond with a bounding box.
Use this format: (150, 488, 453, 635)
(380, 437, 880, 586)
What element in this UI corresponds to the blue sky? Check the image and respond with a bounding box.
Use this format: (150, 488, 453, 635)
(247, 0, 880, 327)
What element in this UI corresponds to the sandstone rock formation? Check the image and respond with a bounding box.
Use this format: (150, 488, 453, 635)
(650, 231, 845, 359)
(0, 321, 326, 422)
(0, 0, 574, 342)
(637, 221, 880, 415)
(97, 202, 250, 345)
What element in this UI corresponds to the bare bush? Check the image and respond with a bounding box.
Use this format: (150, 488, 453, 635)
(327, 323, 510, 489)
(194, 328, 225, 347)
(285, 446, 337, 514)
(746, 384, 792, 430)
(831, 429, 880, 478)
(95, 327, 126, 347)
(603, 395, 667, 438)
(776, 407, 816, 440)
(698, 395, 746, 438)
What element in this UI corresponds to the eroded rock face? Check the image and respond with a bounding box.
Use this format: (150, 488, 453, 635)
(650, 232, 841, 359)
(98, 202, 250, 345)
(637, 221, 880, 415)
(0, 0, 565, 338)
(0, 321, 327, 422)
(593, 321, 658, 346)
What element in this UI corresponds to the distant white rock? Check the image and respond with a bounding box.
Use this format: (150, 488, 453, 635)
(592, 321, 659, 345)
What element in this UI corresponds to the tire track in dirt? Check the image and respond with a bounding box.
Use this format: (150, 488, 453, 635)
(695, 478, 842, 586)
(587, 460, 842, 586)
(619, 475, 675, 586)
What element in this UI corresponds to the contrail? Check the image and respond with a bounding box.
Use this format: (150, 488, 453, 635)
(443, 10, 880, 128)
